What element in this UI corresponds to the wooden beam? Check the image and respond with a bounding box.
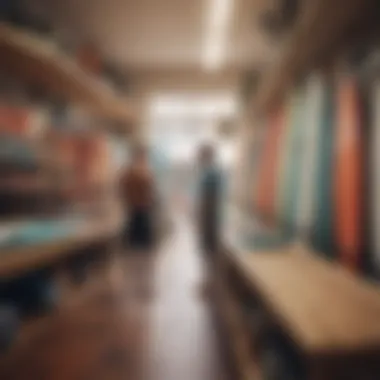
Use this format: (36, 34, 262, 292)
(255, 0, 377, 114)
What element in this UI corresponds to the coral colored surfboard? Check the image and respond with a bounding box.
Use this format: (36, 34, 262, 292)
(255, 107, 285, 222)
(275, 90, 304, 231)
(334, 74, 363, 272)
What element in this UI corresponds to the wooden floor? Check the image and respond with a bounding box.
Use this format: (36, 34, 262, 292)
(0, 216, 230, 380)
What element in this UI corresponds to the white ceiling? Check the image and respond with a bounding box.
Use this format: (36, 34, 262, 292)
(27, 0, 275, 71)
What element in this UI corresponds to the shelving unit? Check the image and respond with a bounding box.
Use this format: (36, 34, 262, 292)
(0, 23, 134, 128)
(0, 176, 53, 194)
(0, 211, 123, 279)
(0, 18, 130, 345)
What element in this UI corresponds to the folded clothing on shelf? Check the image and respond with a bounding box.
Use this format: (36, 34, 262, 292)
(0, 217, 84, 250)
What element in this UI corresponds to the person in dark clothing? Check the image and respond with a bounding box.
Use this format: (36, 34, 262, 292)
(198, 144, 223, 258)
(120, 145, 156, 251)
(120, 145, 157, 299)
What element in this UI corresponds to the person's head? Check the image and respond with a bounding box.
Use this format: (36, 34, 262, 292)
(199, 144, 215, 168)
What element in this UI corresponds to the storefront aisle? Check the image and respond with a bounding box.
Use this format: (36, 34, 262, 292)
(146, 214, 228, 380)
(0, 215, 229, 380)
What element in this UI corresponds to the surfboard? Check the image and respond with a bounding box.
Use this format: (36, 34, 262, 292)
(273, 97, 294, 224)
(251, 127, 266, 211)
(255, 107, 285, 223)
(371, 79, 380, 275)
(244, 98, 301, 250)
(309, 79, 336, 258)
(281, 87, 307, 233)
(334, 73, 363, 272)
(296, 75, 325, 235)
(276, 89, 304, 232)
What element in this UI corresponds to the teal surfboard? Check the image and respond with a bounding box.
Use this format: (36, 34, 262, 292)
(270, 87, 307, 235)
(309, 80, 336, 258)
(281, 87, 307, 233)
(274, 97, 294, 224)
(296, 74, 325, 235)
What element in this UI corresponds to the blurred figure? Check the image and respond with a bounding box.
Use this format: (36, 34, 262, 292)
(197, 144, 223, 259)
(120, 144, 156, 251)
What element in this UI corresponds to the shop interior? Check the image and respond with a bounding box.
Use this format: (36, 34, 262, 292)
(1, 0, 380, 379)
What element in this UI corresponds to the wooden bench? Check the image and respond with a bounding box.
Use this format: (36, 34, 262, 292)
(218, 245, 380, 379)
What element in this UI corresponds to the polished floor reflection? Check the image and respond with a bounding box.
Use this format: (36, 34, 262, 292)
(0, 216, 229, 380)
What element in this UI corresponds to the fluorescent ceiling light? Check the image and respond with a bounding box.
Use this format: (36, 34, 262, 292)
(149, 93, 237, 118)
(203, 0, 233, 71)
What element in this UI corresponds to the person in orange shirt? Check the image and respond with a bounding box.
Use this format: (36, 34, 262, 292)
(120, 145, 156, 251)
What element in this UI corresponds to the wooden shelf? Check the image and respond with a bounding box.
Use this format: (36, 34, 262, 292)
(255, 0, 377, 113)
(224, 246, 380, 356)
(0, 213, 122, 279)
(0, 176, 55, 194)
(0, 23, 134, 128)
(215, 274, 261, 380)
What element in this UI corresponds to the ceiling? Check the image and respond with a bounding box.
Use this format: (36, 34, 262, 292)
(26, 0, 275, 72)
